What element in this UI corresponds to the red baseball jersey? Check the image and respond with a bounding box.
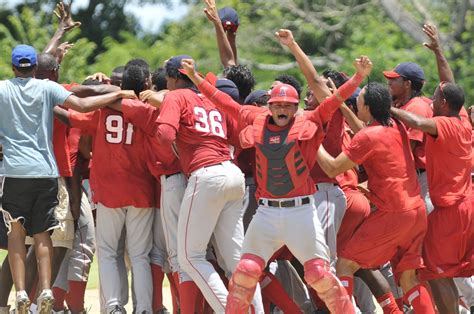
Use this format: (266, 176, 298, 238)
(69, 106, 156, 208)
(121, 99, 181, 176)
(425, 110, 472, 207)
(344, 120, 423, 212)
(156, 88, 238, 176)
(53, 115, 72, 177)
(399, 96, 433, 169)
(336, 129, 359, 192)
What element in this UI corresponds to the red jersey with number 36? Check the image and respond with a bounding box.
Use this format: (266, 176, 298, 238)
(69, 106, 155, 208)
(157, 88, 237, 176)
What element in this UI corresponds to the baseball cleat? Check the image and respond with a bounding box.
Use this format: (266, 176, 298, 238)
(37, 289, 54, 314)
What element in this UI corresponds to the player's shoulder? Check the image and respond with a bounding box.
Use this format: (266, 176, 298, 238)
(403, 96, 433, 116)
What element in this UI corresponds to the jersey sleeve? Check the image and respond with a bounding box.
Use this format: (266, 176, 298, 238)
(46, 80, 73, 108)
(404, 102, 431, 142)
(433, 116, 456, 143)
(239, 105, 268, 126)
(198, 80, 242, 119)
(156, 92, 183, 131)
(343, 130, 372, 164)
(69, 110, 99, 135)
(121, 99, 159, 136)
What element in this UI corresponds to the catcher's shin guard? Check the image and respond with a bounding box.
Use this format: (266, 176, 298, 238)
(225, 254, 264, 314)
(304, 258, 354, 314)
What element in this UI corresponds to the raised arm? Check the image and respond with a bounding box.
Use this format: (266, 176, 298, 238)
(63, 90, 136, 113)
(275, 29, 331, 102)
(339, 103, 365, 134)
(307, 56, 372, 124)
(181, 58, 242, 118)
(423, 24, 454, 83)
(43, 1, 81, 56)
(390, 107, 438, 136)
(204, 0, 236, 67)
(317, 146, 358, 178)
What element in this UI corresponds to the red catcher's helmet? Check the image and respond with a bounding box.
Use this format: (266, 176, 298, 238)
(268, 83, 299, 104)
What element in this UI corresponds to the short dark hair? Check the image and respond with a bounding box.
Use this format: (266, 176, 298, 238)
(125, 58, 150, 78)
(440, 82, 465, 112)
(122, 65, 147, 96)
(363, 82, 392, 126)
(322, 70, 348, 88)
(152, 67, 167, 91)
(112, 66, 125, 75)
(402, 77, 423, 98)
(223, 65, 256, 101)
(274, 74, 302, 98)
(164, 62, 192, 84)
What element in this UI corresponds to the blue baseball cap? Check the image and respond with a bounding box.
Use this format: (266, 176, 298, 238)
(383, 62, 425, 83)
(12, 44, 37, 68)
(244, 90, 268, 105)
(216, 78, 240, 102)
(165, 55, 194, 75)
(219, 7, 239, 32)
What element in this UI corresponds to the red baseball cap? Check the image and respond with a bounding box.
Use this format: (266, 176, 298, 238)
(268, 83, 299, 104)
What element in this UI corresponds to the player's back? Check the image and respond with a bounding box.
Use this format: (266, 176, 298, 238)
(350, 121, 422, 212)
(159, 89, 234, 176)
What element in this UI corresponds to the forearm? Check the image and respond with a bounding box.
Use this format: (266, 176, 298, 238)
(227, 32, 238, 64)
(433, 48, 454, 83)
(390, 107, 437, 135)
(286, 40, 331, 102)
(65, 174, 81, 220)
(43, 29, 65, 55)
(70, 84, 120, 97)
(340, 104, 365, 134)
(317, 146, 339, 178)
(197, 79, 241, 117)
(67, 91, 123, 113)
(214, 22, 236, 67)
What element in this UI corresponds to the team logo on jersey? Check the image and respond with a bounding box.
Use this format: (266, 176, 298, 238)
(269, 136, 281, 144)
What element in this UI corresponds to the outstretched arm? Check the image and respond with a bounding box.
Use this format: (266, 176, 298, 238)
(423, 24, 454, 83)
(390, 107, 438, 136)
(317, 146, 358, 178)
(44, 1, 81, 56)
(275, 29, 331, 102)
(339, 103, 365, 134)
(63, 90, 136, 113)
(204, 0, 236, 67)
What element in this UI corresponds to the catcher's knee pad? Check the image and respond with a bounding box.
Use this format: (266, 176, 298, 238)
(226, 254, 264, 314)
(304, 258, 354, 314)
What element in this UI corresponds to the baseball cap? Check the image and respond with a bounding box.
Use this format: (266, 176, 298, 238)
(219, 7, 239, 33)
(268, 83, 299, 104)
(383, 62, 425, 83)
(166, 55, 194, 75)
(12, 44, 37, 68)
(244, 90, 268, 105)
(216, 78, 240, 102)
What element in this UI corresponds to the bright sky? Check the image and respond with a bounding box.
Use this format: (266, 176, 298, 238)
(2, 0, 189, 33)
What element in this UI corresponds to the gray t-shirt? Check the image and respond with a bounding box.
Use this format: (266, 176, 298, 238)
(0, 77, 72, 178)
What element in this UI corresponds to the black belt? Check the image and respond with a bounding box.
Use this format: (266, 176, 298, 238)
(165, 172, 180, 179)
(416, 168, 426, 174)
(259, 197, 310, 208)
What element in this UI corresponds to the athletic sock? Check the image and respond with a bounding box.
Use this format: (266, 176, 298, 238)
(403, 284, 435, 314)
(339, 276, 354, 298)
(376, 292, 402, 314)
(52, 287, 66, 311)
(179, 281, 200, 314)
(167, 272, 179, 314)
(66, 281, 87, 312)
(151, 264, 165, 312)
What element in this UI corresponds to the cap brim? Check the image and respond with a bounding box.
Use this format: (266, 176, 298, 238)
(383, 71, 401, 79)
(268, 97, 299, 104)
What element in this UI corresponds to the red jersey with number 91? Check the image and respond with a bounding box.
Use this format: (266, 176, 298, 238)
(69, 106, 155, 208)
(157, 88, 237, 176)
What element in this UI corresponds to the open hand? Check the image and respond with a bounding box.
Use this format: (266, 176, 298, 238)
(275, 29, 295, 47)
(56, 41, 74, 61)
(54, 0, 81, 32)
(423, 24, 441, 52)
(85, 72, 110, 83)
(204, 0, 220, 24)
(354, 56, 372, 77)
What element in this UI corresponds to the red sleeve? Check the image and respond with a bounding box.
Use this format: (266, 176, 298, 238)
(433, 116, 455, 143)
(404, 101, 432, 142)
(62, 83, 79, 91)
(156, 92, 183, 131)
(121, 99, 159, 136)
(239, 105, 268, 126)
(156, 124, 177, 147)
(306, 73, 365, 125)
(343, 130, 371, 164)
(69, 111, 99, 135)
(198, 80, 242, 119)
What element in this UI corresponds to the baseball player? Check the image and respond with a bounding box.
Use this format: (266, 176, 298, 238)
(154, 55, 263, 313)
(67, 65, 155, 313)
(391, 82, 473, 314)
(317, 82, 435, 312)
(181, 51, 371, 312)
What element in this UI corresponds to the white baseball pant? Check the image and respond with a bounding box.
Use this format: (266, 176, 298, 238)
(455, 276, 474, 308)
(96, 203, 153, 313)
(314, 183, 347, 268)
(150, 207, 170, 272)
(417, 171, 434, 214)
(177, 161, 262, 313)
